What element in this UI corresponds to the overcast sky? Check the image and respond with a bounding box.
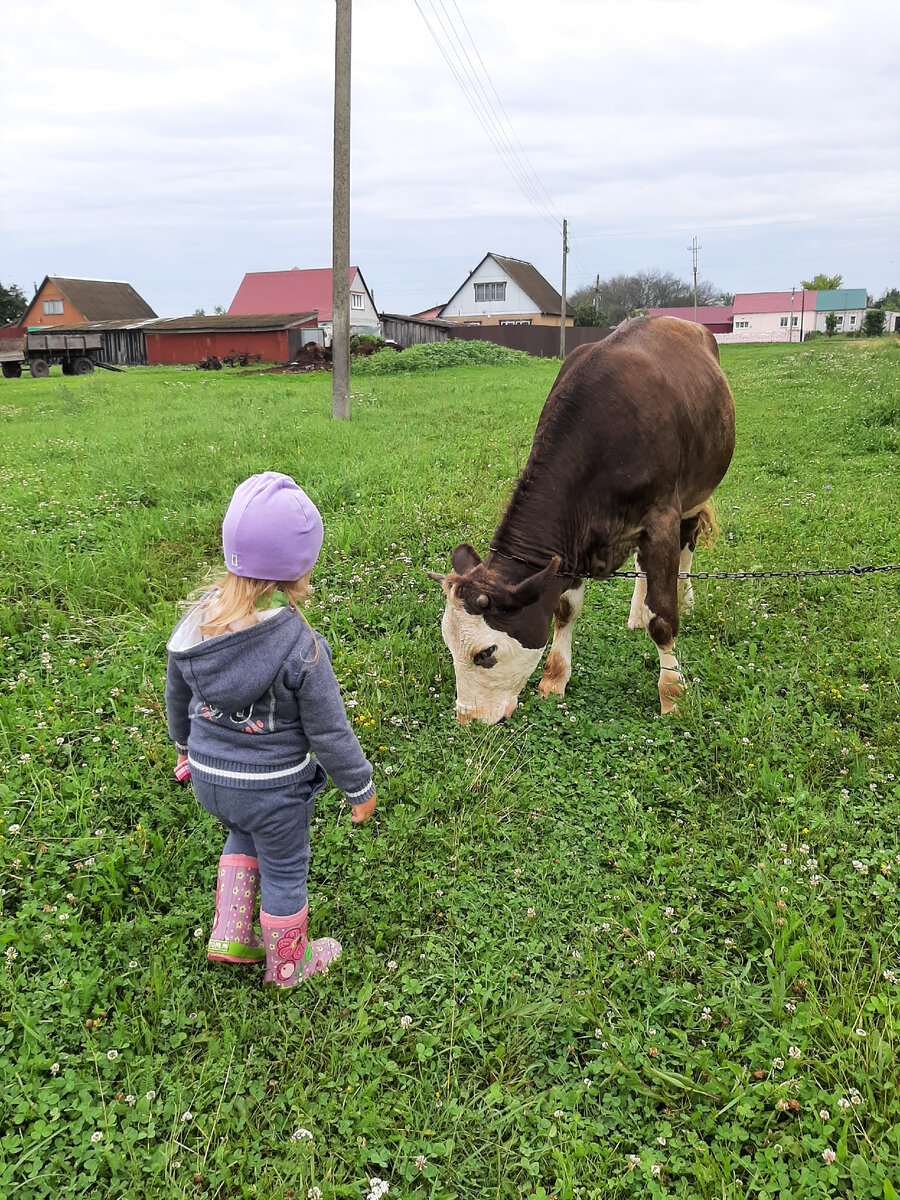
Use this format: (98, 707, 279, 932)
(2, 0, 898, 318)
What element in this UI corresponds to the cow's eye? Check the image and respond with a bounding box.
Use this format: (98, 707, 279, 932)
(473, 645, 498, 668)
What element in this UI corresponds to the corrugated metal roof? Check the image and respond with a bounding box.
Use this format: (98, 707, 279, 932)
(733, 291, 816, 314)
(380, 312, 452, 329)
(815, 288, 867, 311)
(648, 306, 734, 322)
(228, 268, 367, 322)
(146, 313, 318, 334)
(48, 277, 157, 321)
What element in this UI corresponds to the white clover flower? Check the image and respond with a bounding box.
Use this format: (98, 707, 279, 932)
(819, 1108, 830, 1120)
(308, 1189, 322, 1200)
(838, 1096, 851, 1110)
(594, 1028, 603, 1038)
(193, 927, 204, 939)
(553, 1109, 565, 1118)
(651, 1163, 662, 1178)
(526, 907, 536, 918)
(627, 1155, 641, 1170)
(822, 1148, 836, 1164)
(855, 1027, 866, 1036)
(50, 1062, 60, 1075)
(292, 1127, 313, 1141)
(106, 1049, 118, 1060)
(90, 1131, 103, 1143)
(772, 1057, 785, 1070)
(7, 824, 20, 834)
(386, 960, 398, 971)
(788, 1046, 801, 1059)
(414, 1154, 426, 1171)
(181, 1110, 193, 1122)
(400, 1014, 412, 1030)
(145, 1090, 156, 1101)
(126, 1095, 135, 1106)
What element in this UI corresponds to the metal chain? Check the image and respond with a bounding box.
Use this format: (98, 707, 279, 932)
(610, 563, 900, 581)
(487, 544, 900, 583)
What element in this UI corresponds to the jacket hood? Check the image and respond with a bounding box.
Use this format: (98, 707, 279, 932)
(166, 607, 306, 712)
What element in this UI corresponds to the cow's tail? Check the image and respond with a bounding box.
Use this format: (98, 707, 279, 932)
(695, 502, 718, 549)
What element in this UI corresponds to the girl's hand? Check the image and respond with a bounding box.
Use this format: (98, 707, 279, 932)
(174, 754, 191, 782)
(351, 794, 376, 824)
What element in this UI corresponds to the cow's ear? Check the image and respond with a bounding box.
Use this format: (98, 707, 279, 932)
(451, 543, 482, 574)
(510, 556, 561, 607)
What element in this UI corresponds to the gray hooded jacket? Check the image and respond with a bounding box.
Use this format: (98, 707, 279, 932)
(165, 604, 374, 805)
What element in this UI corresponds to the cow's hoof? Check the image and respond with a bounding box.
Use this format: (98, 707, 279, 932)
(538, 651, 569, 697)
(658, 679, 683, 714)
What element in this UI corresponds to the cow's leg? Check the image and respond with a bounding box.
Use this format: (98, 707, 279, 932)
(538, 581, 586, 698)
(637, 511, 683, 715)
(678, 514, 702, 613)
(627, 553, 647, 629)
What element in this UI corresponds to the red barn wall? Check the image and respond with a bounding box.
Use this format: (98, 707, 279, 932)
(146, 330, 289, 364)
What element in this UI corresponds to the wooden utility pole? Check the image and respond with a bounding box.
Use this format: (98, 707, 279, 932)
(559, 218, 568, 360)
(332, 0, 352, 420)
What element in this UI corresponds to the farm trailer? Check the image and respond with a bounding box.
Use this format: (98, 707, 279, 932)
(0, 331, 122, 379)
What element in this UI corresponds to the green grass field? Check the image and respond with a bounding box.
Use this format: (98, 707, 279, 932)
(2, 336, 899, 1199)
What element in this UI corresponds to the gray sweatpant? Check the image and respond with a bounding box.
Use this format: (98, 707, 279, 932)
(192, 762, 327, 916)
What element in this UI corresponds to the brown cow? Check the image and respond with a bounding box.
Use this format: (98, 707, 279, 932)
(430, 316, 736, 723)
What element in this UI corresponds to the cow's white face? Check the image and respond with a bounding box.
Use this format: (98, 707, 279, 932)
(441, 590, 544, 724)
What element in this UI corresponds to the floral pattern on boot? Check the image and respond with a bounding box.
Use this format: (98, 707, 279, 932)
(260, 904, 341, 987)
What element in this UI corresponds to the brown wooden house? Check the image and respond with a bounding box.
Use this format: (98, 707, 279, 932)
(22, 277, 157, 329)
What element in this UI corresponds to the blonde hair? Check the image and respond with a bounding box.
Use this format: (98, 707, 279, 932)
(192, 571, 314, 642)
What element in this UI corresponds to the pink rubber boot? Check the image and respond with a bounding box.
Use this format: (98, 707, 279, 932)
(260, 904, 341, 987)
(207, 854, 266, 964)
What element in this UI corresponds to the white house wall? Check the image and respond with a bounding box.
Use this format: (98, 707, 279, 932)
(443, 257, 539, 320)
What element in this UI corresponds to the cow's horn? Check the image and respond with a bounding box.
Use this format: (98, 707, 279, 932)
(476, 593, 490, 609)
(425, 570, 445, 583)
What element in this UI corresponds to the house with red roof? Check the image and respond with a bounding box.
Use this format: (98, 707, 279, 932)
(227, 267, 380, 342)
(726, 290, 817, 342)
(646, 305, 733, 335)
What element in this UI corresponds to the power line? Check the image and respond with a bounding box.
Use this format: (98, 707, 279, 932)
(413, 0, 561, 233)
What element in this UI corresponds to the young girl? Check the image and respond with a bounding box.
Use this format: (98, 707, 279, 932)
(165, 471, 376, 988)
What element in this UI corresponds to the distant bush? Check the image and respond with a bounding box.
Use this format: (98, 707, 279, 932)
(352, 338, 533, 375)
(350, 333, 388, 356)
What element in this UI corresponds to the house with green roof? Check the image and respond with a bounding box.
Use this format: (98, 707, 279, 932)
(813, 288, 867, 334)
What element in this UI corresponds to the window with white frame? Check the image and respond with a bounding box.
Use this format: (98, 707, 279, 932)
(780, 317, 789, 327)
(735, 319, 749, 329)
(836, 315, 844, 326)
(792, 316, 799, 326)
(499, 319, 531, 325)
(350, 292, 364, 310)
(42, 299, 64, 315)
(849, 314, 857, 325)
(474, 282, 506, 303)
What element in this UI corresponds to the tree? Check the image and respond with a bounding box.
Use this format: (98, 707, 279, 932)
(717, 292, 735, 306)
(825, 312, 838, 336)
(571, 300, 605, 327)
(213, 305, 226, 315)
(0, 280, 27, 325)
(875, 287, 900, 311)
(863, 309, 886, 337)
(570, 271, 722, 326)
(193, 308, 206, 316)
(801, 272, 843, 291)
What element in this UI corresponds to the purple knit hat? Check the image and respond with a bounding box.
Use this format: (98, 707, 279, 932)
(222, 472, 324, 581)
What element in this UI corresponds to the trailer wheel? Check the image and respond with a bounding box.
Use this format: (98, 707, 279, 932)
(30, 359, 50, 379)
(1, 362, 22, 379)
(72, 357, 95, 375)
